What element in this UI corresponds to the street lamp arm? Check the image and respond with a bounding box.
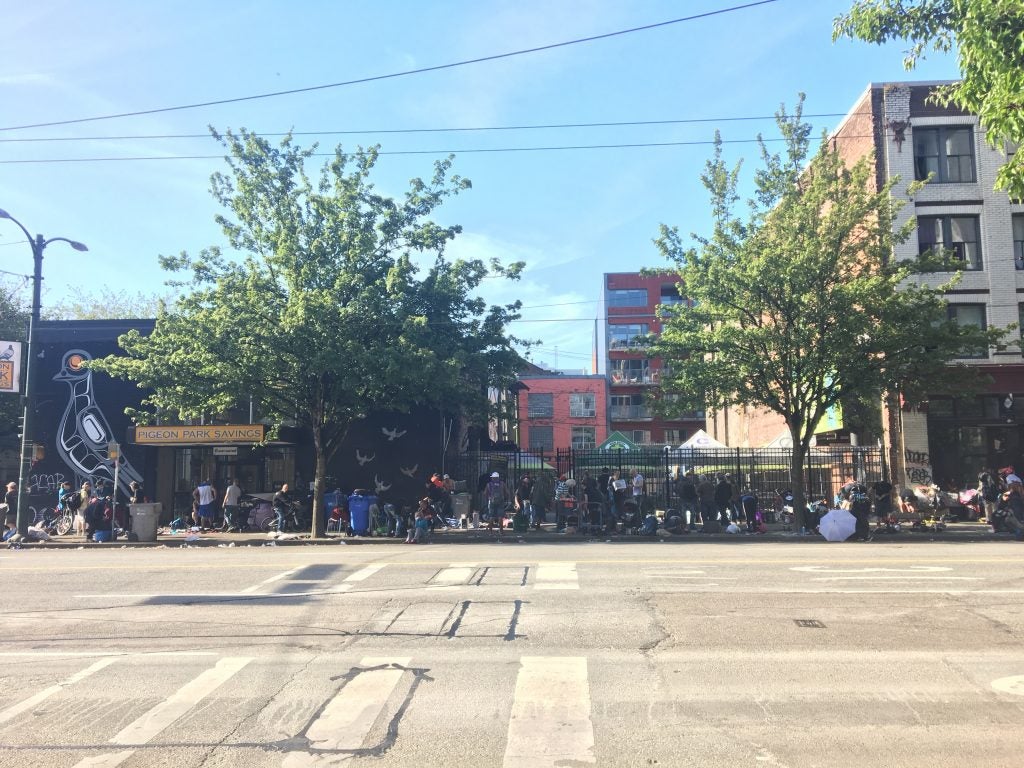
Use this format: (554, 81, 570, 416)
(0, 208, 34, 247)
(43, 236, 89, 252)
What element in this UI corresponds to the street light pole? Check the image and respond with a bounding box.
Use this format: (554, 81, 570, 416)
(0, 208, 87, 536)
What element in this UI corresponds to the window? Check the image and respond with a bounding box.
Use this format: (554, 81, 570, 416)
(918, 215, 982, 270)
(1014, 215, 1024, 270)
(914, 126, 976, 183)
(571, 426, 596, 450)
(610, 394, 651, 419)
(610, 358, 654, 383)
(569, 392, 596, 418)
(528, 425, 554, 452)
(607, 288, 648, 308)
(628, 429, 651, 444)
(608, 323, 649, 349)
(664, 429, 687, 444)
(947, 303, 988, 359)
(527, 393, 553, 418)
(659, 284, 684, 305)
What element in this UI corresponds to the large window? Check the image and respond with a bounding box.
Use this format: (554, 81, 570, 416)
(527, 393, 553, 418)
(607, 288, 648, 308)
(571, 426, 596, 450)
(608, 323, 649, 349)
(918, 215, 982, 270)
(627, 429, 651, 444)
(610, 394, 651, 420)
(659, 284, 684, 305)
(528, 425, 554, 452)
(948, 303, 988, 359)
(569, 392, 596, 418)
(1014, 214, 1024, 270)
(914, 126, 976, 183)
(664, 429, 687, 445)
(610, 358, 654, 384)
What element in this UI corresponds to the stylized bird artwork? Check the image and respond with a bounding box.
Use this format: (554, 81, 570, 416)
(355, 449, 375, 466)
(374, 475, 391, 494)
(381, 427, 407, 441)
(399, 464, 418, 478)
(52, 349, 143, 496)
(0, 344, 14, 361)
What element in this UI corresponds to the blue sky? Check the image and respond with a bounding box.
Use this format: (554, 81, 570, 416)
(0, 0, 959, 372)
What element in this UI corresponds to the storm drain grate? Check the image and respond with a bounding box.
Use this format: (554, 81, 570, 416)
(794, 619, 826, 628)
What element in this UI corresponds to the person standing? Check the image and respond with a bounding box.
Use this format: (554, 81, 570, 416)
(75, 481, 93, 537)
(485, 472, 509, 533)
(678, 471, 699, 530)
(514, 475, 534, 529)
(714, 474, 734, 526)
(530, 472, 552, 530)
(193, 479, 218, 531)
(870, 477, 894, 525)
(698, 475, 719, 533)
(272, 483, 293, 533)
(631, 468, 645, 508)
(847, 480, 873, 541)
(222, 479, 243, 532)
(2, 481, 17, 541)
(978, 470, 1002, 522)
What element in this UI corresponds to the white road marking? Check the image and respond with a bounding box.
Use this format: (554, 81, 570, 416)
(0, 657, 117, 726)
(991, 676, 1024, 696)
(241, 567, 301, 593)
(503, 656, 596, 768)
(71, 656, 253, 768)
(534, 562, 579, 590)
(0, 652, 216, 658)
(810, 576, 982, 581)
(430, 564, 477, 587)
(791, 565, 953, 573)
(343, 563, 388, 582)
(281, 656, 412, 767)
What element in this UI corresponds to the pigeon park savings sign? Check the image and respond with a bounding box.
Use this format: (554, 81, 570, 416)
(132, 425, 266, 444)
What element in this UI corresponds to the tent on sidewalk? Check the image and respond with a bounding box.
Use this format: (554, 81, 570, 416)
(678, 429, 729, 450)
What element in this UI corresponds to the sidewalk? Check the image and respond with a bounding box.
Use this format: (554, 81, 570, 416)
(7, 520, 1012, 548)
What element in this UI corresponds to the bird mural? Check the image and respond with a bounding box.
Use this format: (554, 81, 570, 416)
(0, 344, 14, 361)
(399, 464, 418, 478)
(374, 475, 391, 494)
(381, 427, 407, 441)
(355, 449, 375, 466)
(52, 349, 143, 496)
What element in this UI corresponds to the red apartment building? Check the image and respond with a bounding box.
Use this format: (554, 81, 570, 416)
(517, 374, 609, 453)
(603, 272, 705, 445)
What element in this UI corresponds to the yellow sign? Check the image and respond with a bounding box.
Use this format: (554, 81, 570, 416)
(133, 424, 265, 444)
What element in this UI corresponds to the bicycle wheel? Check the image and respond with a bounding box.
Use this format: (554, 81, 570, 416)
(261, 516, 276, 533)
(56, 512, 74, 536)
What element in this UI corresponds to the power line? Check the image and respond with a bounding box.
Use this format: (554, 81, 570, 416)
(0, 111, 859, 144)
(0, 1, 782, 133)
(0, 133, 885, 165)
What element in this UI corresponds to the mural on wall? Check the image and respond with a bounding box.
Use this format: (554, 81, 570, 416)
(52, 348, 144, 497)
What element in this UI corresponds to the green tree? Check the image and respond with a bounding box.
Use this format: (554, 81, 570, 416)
(44, 287, 169, 320)
(834, 0, 1024, 198)
(652, 100, 1006, 518)
(91, 130, 523, 536)
(0, 281, 28, 437)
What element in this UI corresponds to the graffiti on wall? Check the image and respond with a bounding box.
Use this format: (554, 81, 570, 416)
(904, 448, 933, 487)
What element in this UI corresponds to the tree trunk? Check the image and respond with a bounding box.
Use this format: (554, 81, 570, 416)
(310, 425, 326, 538)
(789, 426, 808, 532)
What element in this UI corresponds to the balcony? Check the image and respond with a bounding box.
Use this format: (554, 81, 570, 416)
(610, 370, 659, 386)
(610, 404, 653, 420)
(608, 338, 650, 351)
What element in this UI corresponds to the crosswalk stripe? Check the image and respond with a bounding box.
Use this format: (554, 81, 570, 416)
(0, 657, 118, 726)
(430, 563, 477, 587)
(241, 567, 301, 593)
(534, 562, 579, 590)
(343, 563, 388, 582)
(71, 656, 253, 768)
(282, 656, 412, 766)
(503, 656, 596, 767)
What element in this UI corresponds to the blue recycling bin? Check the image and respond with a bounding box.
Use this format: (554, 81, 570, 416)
(347, 492, 378, 535)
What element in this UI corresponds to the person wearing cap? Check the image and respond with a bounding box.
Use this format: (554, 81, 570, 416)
(514, 474, 534, 529)
(485, 472, 509, 534)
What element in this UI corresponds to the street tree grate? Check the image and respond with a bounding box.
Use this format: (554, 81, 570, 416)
(794, 619, 826, 628)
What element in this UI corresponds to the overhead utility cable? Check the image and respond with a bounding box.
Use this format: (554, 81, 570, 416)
(0, 0, 781, 132)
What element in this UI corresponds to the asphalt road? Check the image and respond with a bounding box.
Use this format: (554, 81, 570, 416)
(0, 539, 1022, 767)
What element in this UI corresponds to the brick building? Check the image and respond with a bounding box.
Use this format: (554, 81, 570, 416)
(517, 374, 608, 453)
(602, 272, 705, 446)
(714, 81, 1024, 488)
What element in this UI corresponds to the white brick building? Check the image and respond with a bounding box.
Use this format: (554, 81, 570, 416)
(833, 81, 1024, 489)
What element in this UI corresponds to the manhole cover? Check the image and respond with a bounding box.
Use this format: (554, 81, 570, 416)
(794, 619, 826, 628)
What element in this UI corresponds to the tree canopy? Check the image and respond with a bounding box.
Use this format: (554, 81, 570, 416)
(834, 0, 1024, 198)
(652, 98, 1006, 513)
(43, 287, 169, 320)
(91, 130, 524, 534)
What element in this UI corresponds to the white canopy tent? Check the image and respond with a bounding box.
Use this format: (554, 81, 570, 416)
(678, 429, 729, 450)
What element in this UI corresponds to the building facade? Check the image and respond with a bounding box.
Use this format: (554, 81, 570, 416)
(516, 374, 608, 453)
(602, 272, 705, 446)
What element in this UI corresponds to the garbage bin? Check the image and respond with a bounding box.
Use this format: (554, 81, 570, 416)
(347, 493, 378, 536)
(130, 502, 162, 542)
(452, 492, 471, 520)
